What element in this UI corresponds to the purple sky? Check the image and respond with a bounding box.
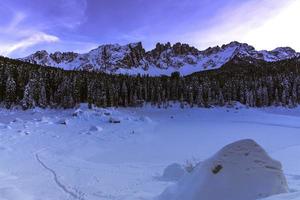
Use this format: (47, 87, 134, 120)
(0, 0, 298, 57)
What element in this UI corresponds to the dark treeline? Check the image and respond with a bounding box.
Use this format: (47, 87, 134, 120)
(1, 56, 300, 109)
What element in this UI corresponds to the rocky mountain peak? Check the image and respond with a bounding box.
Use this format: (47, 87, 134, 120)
(49, 52, 79, 63)
(33, 50, 49, 59)
(20, 41, 300, 76)
(270, 47, 297, 59)
(151, 42, 199, 56)
(172, 42, 199, 55)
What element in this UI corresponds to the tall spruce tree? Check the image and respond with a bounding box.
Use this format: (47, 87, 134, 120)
(5, 76, 17, 108)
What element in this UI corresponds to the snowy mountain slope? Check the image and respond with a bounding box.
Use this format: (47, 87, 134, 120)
(21, 41, 300, 76)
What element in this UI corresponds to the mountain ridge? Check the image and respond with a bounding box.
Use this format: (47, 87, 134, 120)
(21, 41, 300, 76)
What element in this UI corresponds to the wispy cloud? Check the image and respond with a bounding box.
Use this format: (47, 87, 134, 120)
(0, 0, 88, 57)
(0, 32, 59, 56)
(1, 0, 299, 57)
(185, 0, 298, 50)
(0, 9, 59, 56)
(243, 0, 300, 50)
(2, 12, 26, 33)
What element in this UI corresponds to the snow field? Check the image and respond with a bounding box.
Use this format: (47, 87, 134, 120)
(0, 104, 299, 199)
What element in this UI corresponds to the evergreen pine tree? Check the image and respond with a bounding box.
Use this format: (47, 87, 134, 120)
(5, 76, 17, 108)
(22, 81, 35, 109)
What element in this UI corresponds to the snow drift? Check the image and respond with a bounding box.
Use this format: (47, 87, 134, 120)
(261, 192, 300, 200)
(160, 163, 186, 182)
(157, 139, 289, 200)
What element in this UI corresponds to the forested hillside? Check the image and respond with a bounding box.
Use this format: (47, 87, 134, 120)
(1, 55, 300, 109)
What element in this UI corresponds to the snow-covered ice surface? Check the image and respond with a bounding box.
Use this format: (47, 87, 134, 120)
(0, 104, 300, 200)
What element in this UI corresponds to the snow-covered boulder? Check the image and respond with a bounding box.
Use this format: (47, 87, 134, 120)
(72, 109, 84, 117)
(157, 139, 288, 200)
(103, 111, 112, 116)
(161, 163, 186, 181)
(109, 117, 121, 123)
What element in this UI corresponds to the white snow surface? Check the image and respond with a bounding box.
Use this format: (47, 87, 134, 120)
(0, 104, 300, 200)
(157, 139, 288, 200)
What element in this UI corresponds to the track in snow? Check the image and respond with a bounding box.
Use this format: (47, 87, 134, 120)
(35, 154, 85, 200)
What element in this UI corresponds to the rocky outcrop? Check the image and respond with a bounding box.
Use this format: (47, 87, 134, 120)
(49, 52, 78, 63)
(121, 42, 146, 67)
(145, 42, 199, 69)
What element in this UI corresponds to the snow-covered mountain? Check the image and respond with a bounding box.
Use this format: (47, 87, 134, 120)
(21, 41, 300, 76)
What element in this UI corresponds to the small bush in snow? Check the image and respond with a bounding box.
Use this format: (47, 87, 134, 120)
(184, 158, 200, 173)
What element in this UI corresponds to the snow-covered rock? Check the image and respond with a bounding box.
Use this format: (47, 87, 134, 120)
(11, 118, 22, 123)
(72, 109, 84, 117)
(103, 111, 112, 116)
(20, 41, 300, 76)
(56, 118, 68, 125)
(109, 117, 121, 123)
(157, 139, 289, 200)
(160, 163, 186, 181)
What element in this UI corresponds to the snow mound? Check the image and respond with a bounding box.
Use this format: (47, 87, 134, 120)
(89, 125, 103, 132)
(40, 116, 52, 124)
(11, 118, 22, 123)
(139, 116, 152, 123)
(157, 139, 289, 200)
(261, 192, 300, 200)
(160, 163, 186, 181)
(0, 186, 32, 200)
(0, 123, 11, 129)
